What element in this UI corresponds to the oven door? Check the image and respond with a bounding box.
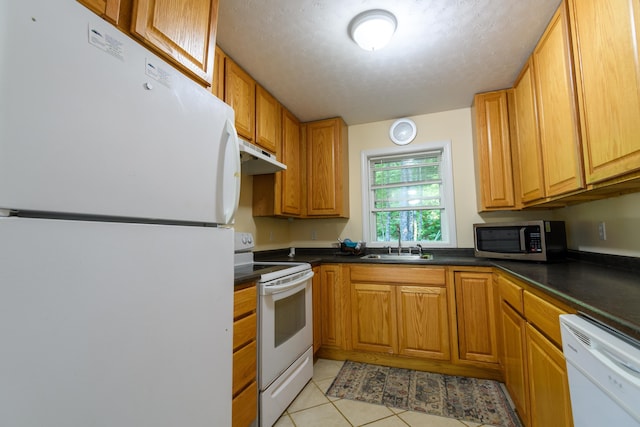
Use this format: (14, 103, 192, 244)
(259, 269, 313, 389)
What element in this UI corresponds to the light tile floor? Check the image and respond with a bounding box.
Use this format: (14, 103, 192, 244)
(273, 359, 502, 427)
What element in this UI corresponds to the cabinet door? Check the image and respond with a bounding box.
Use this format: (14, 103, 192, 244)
(132, 0, 218, 85)
(232, 381, 257, 427)
(533, 2, 584, 197)
(232, 283, 257, 427)
(78, 0, 121, 23)
(397, 285, 450, 360)
(320, 265, 346, 349)
(255, 85, 280, 153)
(306, 118, 349, 217)
(225, 58, 255, 142)
(279, 109, 303, 216)
(312, 266, 321, 354)
(350, 283, 397, 354)
(526, 324, 573, 427)
(512, 61, 545, 204)
(473, 90, 516, 210)
(500, 301, 530, 427)
(212, 45, 226, 100)
(454, 271, 498, 364)
(569, 0, 640, 184)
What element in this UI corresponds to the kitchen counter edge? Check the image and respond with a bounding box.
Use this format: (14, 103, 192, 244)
(236, 250, 640, 343)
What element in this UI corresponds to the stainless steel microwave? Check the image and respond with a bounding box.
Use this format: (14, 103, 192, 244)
(473, 220, 567, 261)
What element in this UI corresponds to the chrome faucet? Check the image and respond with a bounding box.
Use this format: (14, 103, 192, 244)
(397, 224, 402, 255)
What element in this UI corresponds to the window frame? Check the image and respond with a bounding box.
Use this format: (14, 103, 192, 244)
(360, 140, 458, 248)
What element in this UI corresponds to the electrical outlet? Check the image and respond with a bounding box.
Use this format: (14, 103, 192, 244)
(598, 222, 607, 241)
(269, 231, 274, 241)
(311, 230, 317, 240)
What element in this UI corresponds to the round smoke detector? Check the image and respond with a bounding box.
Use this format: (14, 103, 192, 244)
(389, 118, 417, 145)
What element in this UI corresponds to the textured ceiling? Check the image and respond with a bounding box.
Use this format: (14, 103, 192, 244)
(217, 0, 561, 125)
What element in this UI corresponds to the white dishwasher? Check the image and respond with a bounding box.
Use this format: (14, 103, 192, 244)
(560, 314, 640, 427)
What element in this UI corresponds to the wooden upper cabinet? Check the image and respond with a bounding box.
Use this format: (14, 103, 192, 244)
(306, 117, 349, 218)
(212, 45, 226, 100)
(255, 85, 280, 154)
(533, 1, 584, 197)
(252, 107, 303, 217)
(473, 90, 516, 211)
(512, 60, 546, 204)
(78, 0, 122, 23)
(225, 58, 256, 142)
(568, 0, 640, 184)
(279, 109, 303, 216)
(131, 0, 219, 86)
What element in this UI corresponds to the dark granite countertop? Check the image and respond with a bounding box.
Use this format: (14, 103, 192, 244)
(236, 248, 640, 342)
(493, 259, 640, 342)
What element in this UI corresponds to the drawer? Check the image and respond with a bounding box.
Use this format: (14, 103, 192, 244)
(233, 312, 256, 351)
(233, 340, 257, 396)
(524, 291, 566, 347)
(350, 265, 445, 285)
(232, 380, 257, 427)
(234, 284, 256, 319)
(498, 274, 524, 314)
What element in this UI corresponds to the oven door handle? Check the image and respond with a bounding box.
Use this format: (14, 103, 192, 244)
(261, 270, 314, 299)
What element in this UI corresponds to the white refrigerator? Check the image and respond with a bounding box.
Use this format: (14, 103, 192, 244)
(0, 1, 241, 426)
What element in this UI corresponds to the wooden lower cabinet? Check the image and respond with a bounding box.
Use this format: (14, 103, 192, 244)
(312, 266, 322, 354)
(351, 283, 398, 354)
(453, 270, 499, 365)
(500, 301, 530, 426)
(526, 323, 573, 427)
(497, 272, 574, 427)
(232, 382, 257, 427)
(349, 265, 450, 361)
(397, 285, 450, 360)
(319, 264, 347, 349)
(232, 283, 257, 427)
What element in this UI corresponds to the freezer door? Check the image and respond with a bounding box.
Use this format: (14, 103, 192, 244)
(0, 217, 233, 427)
(0, 0, 240, 224)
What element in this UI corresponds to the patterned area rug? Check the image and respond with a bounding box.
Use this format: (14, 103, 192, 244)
(326, 361, 522, 427)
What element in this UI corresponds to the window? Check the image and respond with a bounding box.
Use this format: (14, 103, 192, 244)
(361, 141, 457, 248)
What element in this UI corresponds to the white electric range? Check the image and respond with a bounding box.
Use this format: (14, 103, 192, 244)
(234, 232, 314, 427)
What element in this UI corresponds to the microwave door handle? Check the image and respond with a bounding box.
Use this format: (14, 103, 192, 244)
(519, 227, 527, 252)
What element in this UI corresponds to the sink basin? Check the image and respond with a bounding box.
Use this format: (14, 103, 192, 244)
(360, 253, 433, 260)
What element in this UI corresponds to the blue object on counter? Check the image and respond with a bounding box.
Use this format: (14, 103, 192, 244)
(343, 238, 357, 248)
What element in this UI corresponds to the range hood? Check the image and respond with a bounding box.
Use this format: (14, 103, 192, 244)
(238, 138, 286, 175)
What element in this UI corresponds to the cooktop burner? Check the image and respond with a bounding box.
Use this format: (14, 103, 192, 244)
(235, 263, 291, 276)
(234, 232, 311, 282)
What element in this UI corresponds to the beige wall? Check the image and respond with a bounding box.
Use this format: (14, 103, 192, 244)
(239, 107, 490, 249)
(555, 192, 640, 257)
(336, 108, 482, 248)
(234, 174, 291, 250)
(235, 108, 640, 257)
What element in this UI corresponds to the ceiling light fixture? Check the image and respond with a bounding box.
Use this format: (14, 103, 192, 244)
(349, 9, 397, 51)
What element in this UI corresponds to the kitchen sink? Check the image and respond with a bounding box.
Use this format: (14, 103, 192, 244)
(360, 253, 433, 260)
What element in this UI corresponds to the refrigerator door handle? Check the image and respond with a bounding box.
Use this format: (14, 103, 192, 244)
(217, 119, 241, 225)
